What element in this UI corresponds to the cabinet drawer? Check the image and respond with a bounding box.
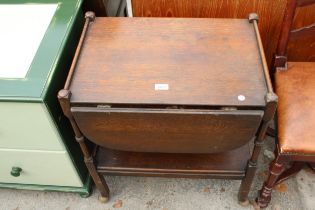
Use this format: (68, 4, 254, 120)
(0, 149, 82, 187)
(0, 102, 64, 150)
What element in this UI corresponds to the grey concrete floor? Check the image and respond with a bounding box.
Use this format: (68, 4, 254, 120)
(0, 137, 314, 210)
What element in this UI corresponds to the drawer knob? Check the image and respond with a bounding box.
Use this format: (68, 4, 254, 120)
(11, 167, 22, 177)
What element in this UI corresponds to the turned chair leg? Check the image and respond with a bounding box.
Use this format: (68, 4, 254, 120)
(275, 162, 305, 185)
(256, 155, 287, 208)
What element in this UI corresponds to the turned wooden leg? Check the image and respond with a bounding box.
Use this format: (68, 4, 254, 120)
(84, 155, 110, 202)
(238, 92, 278, 205)
(256, 155, 287, 208)
(275, 162, 305, 185)
(238, 160, 257, 206)
(76, 136, 109, 202)
(58, 90, 110, 202)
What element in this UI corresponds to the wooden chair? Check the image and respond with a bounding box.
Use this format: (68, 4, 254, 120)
(257, 0, 315, 208)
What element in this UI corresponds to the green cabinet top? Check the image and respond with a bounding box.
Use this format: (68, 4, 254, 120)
(0, 0, 82, 102)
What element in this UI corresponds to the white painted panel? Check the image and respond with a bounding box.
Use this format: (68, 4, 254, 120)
(0, 149, 82, 187)
(0, 102, 65, 150)
(0, 4, 57, 78)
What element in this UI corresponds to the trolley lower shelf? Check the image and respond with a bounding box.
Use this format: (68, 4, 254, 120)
(96, 144, 251, 179)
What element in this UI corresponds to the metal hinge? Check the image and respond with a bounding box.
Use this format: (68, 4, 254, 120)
(97, 104, 112, 109)
(220, 107, 237, 111)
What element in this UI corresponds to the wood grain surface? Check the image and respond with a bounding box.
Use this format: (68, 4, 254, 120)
(288, 4, 315, 61)
(69, 18, 267, 106)
(72, 107, 263, 153)
(131, 0, 315, 64)
(96, 143, 251, 178)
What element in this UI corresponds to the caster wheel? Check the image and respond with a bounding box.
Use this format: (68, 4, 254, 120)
(98, 195, 109, 203)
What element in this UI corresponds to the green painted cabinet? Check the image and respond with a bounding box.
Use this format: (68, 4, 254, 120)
(0, 0, 90, 196)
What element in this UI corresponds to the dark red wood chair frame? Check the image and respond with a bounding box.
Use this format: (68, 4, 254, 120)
(257, 0, 315, 208)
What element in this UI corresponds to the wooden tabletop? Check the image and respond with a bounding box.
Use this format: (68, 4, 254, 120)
(69, 17, 267, 107)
